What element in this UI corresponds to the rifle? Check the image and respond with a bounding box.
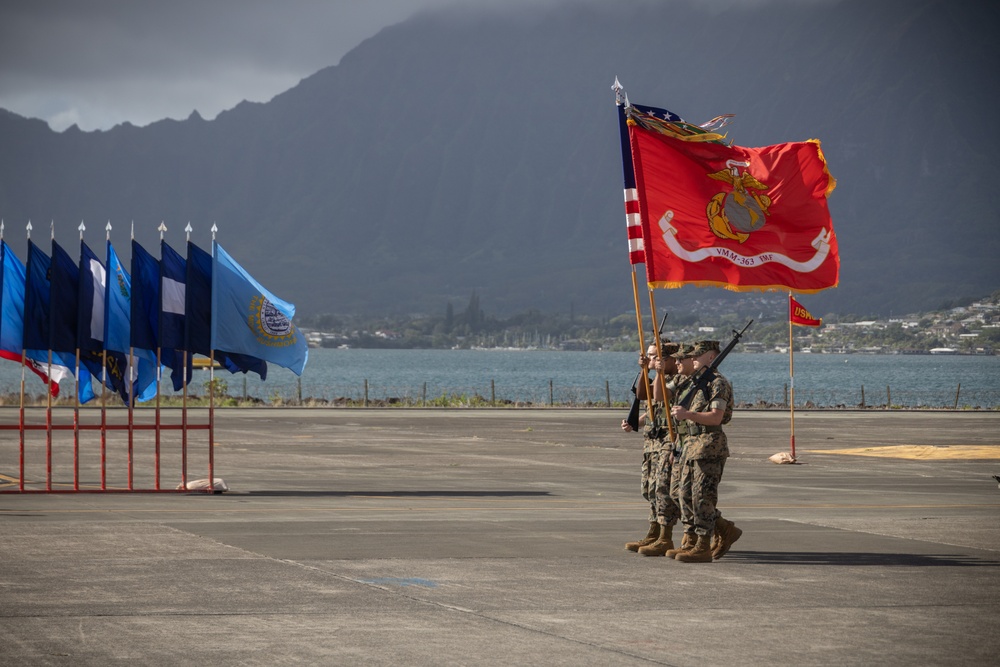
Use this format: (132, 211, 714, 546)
(675, 319, 753, 410)
(626, 311, 668, 432)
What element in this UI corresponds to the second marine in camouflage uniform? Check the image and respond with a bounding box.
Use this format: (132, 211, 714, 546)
(667, 340, 743, 562)
(622, 339, 681, 555)
(638, 341, 683, 556)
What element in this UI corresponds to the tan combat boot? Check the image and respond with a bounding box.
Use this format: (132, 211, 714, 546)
(625, 521, 659, 552)
(709, 515, 730, 552)
(675, 534, 714, 562)
(638, 524, 674, 557)
(665, 531, 696, 558)
(712, 517, 743, 560)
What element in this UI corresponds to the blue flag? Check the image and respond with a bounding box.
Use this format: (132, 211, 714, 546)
(0, 240, 25, 355)
(157, 240, 192, 391)
(49, 239, 96, 401)
(105, 242, 159, 403)
(23, 240, 52, 353)
(0, 240, 69, 395)
(75, 241, 128, 404)
(211, 242, 308, 376)
(185, 241, 213, 357)
(160, 240, 186, 350)
(105, 242, 132, 356)
(186, 241, 267, 379)
(130, 240, 160, 352)
(130, 239, 186, 391)
(77, 241, 106, 353)
(50, 240, 81, 354)
(24, 240, 76, 366)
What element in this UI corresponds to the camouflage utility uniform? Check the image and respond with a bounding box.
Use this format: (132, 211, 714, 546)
(675, 367, 734, 538)
(665, 372, 692, 529)
(624, 340, 681, 555)
(639, 400, 668, 525)
(644, 394, 681, 528)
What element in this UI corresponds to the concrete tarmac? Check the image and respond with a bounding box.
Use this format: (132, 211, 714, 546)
(1, 408, 999, 666)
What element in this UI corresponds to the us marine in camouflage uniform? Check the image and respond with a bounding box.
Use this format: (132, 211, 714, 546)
(667, 340, 743, 563)
(663, 344, 695, 556)
(621, 339, 681, 555)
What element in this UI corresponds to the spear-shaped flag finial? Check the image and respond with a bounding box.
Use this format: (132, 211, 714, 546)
(79, 220, 86, 239)
(211, 223, 218, 240)
(26, 220, 33, 239)
(185, 222, 192, 241)
(106, 220, 112, 240)
(158, 221, 167, 240)
(613, 77, 628, 107)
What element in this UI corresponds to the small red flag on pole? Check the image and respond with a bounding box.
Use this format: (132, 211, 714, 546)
(790, 296, 822, 327)
(787, 294, 822, 461)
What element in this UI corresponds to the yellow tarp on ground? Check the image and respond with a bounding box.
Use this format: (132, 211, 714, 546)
(809, 445, 1000, 460)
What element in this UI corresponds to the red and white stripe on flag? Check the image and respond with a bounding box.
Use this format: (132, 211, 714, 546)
(624, 188, 643, 264)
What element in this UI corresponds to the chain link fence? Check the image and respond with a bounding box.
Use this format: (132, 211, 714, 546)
(197, 379, 1000, 410)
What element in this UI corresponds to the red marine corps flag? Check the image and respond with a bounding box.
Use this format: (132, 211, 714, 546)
(612, 80, 736, 432)
(628, 108, 839, 293)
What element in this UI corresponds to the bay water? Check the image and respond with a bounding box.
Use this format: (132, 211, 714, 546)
(4, 349, 995, 409)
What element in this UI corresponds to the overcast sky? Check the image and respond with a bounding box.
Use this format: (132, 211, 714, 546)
(0, 0, 527, 132)
(0, 0, 817, 133)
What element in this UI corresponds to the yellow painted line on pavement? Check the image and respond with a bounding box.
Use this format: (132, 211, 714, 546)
(808, 445, 1000, 460)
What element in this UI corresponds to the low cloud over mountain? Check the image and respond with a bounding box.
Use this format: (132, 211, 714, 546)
(1, 0, 996, 319)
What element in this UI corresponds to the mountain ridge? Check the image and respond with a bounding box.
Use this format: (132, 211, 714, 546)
(0, 0, 996, 319)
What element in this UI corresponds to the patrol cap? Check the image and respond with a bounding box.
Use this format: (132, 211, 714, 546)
(670, 344, 694, 359)
(659, 340, 680, 356)
(689, 340, 721, 357)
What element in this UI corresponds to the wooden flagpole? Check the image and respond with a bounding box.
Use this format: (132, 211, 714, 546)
(33, 222, 55, 491)
(46, 222, 54, 491)
(19, 350, 26, 491)
(616, 79, 654, 427)
(182, 223, 192, 489)
(75, 221, 85, 491)
(4, 221, 28, 492)
(788, 292, 796, 460)
(100, 348, 107, 489)
(208, 224, 218, 492)
(630, 268, 654, 425)
(102, 221, 111, 490)
(155, 222, 167, 491)
(647, 289, 675, 443)
(0, 221, 21, 491)
(209, 349, 215, 491)
(74, 350, 80, 490)
(128, 223, 135, 490)
(46, 350, 52, 491)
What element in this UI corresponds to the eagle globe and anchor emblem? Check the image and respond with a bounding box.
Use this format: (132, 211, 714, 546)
(705, 159, 771, 243)
(657, 157, 833, 272)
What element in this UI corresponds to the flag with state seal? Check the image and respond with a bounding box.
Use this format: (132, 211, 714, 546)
(210, 242, 307, 376)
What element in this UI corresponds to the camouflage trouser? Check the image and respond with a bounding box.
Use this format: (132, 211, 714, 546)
(678, 455, 727, 537)
(668, 443, 686, 525)
(640, 442, 664, 522)
(652, 441, 680, 526)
